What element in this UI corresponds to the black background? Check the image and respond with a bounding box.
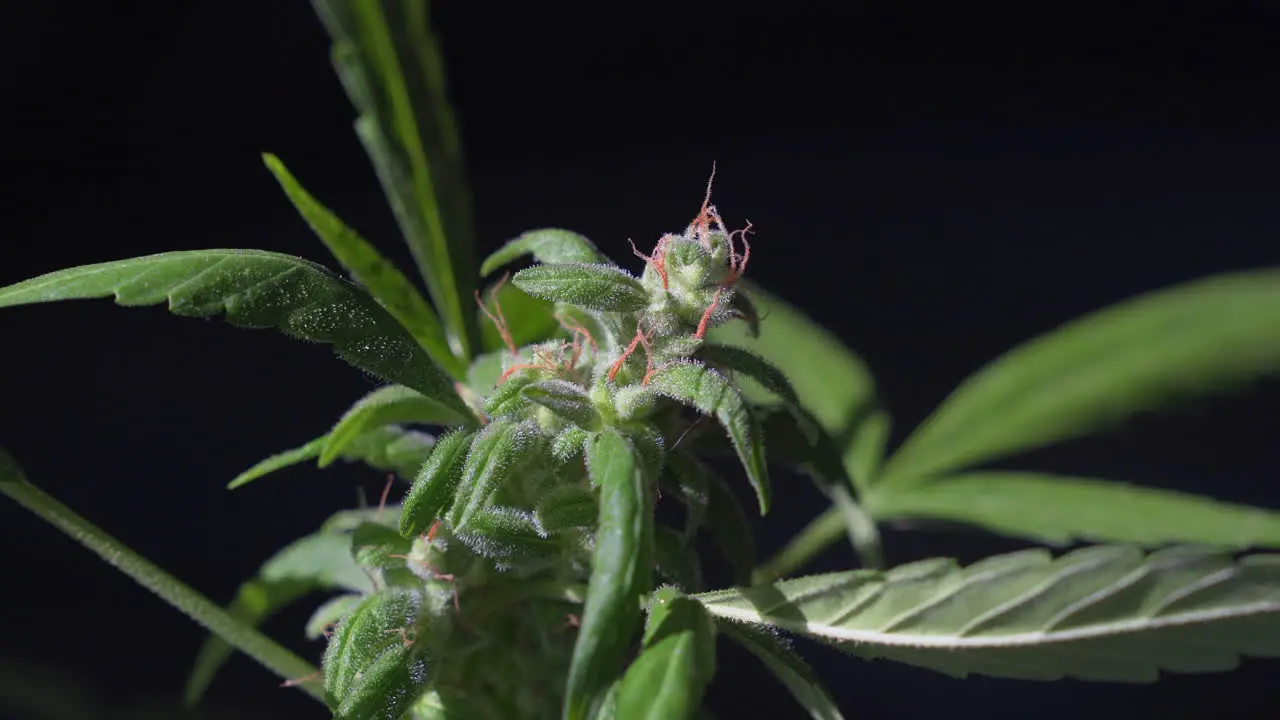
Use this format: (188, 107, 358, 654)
(2, 2, 1279, 719)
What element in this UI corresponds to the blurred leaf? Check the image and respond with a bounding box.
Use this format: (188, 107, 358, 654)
(880, 269, 1280, 488)
(867, 471, 1280, 548)
(0, 250, 470, 420)
(185, 532, 374, 705)
(262, 152, 463, 377)
(313, 0, 478, 358)
(616, 589, 716, 719)
(477, 276, 559, 353)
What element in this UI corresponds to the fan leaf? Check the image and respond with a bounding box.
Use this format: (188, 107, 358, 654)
(880, 269, 1280, 488)
(321, 384, 473, 467)
(228, 425, 436, 490)
(262, 152, 462, 377)
(0, 250, 470, 420)
(313, 0, 477, 359)
(866, 471, 1280, 548)
(696, 545, 1280, 682)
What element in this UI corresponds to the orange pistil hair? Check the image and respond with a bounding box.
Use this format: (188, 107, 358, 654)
(607, 323, 656, 383)
(476, 272, 517, 355)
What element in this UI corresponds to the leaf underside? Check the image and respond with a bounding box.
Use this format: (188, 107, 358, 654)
(0, 250, 470, 420)
(696, 545, 1280, 682)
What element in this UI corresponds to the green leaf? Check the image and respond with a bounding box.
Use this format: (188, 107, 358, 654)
(322, 384, 473, 467)
(262, 152, 463, 378)
(698, 343, 809, 432)
(0, 449, 324, 703)
(522, 379, 604, 431)
(477, 276, 559, 353)
(646, 362, 770, 515)
(307, 594, 364, 640)
(707, 281, 881, 484)
(447, 419, 543, 531)
(565, 430, 654, 720)
(185, 531, 373, 705)
(867, 471, 1280, 548)
(0, 250, 471, 421)
(323, 587, 429, 715)
(512, 263, 648, 313)
(313, 0, 477, 359)
(453, 506, 559, 569)
(616, 589, 717, 720)
(696, 545, 1280, 682)
(228, 425, 435, 489)
(880, 269, 1280, 489)
(534, 483, 597, 533)
(399, 428, 477, 538)
(480, 228, 608, 276)
(717, 622, 844, 720)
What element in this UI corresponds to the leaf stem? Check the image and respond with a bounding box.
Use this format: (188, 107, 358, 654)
(0, 451, 325, 704)
(752, 506, 848, 585)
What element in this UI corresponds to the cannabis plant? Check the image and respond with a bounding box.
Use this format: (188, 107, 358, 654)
(3, 2, 1280, 719)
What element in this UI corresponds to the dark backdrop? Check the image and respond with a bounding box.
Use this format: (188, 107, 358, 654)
(2, 3, 1278, 719)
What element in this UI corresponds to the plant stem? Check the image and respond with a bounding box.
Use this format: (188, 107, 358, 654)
(0, 450, 326, 704)
(752, 506, 848, 585)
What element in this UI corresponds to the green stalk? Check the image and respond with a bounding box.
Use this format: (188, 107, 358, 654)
(0, 450, 325, 704)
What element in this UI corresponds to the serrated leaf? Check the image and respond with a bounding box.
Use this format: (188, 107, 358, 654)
(262, 152, 462, 378)
(0, 250, 471, 420)
(447, 419, 543, 531)
(322, 384, 473, 467)
(480, 228, 608, 277)
(717, 622, 844, 720)
(867, 471, 1280, 548)
(313, 0, 477, 359)
(696, 545, 1280, 682)
(646, 362, 770, 515)
(565, 430, 654, 720)
(399, 428, 476, 538)
(522, 379, 603, 431)
(698, 343, 809, 433)
(228, 425, 435, 490)
(616, 589, 716, 720)
(185, 531, 373, 705)
(706, 281, 882, 486)
(0, 450, 324, 703)
(512, 263, 648, 313)
(880, 269, 1280, 489)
